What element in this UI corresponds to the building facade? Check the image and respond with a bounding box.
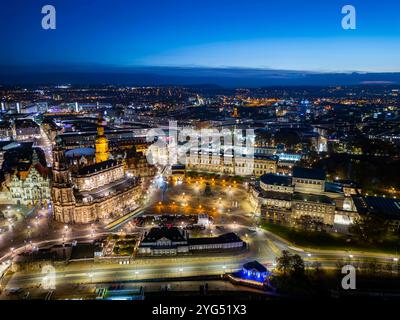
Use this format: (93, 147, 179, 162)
(185, 154, 277, 177)
(9, 162, 51, 205)
(291, 193, 336, 225)
(51, 119, 142, 224)
(138, 227, 245, 256)
(250, 167, 358, 229)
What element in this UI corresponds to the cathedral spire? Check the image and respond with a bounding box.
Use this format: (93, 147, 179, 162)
(95, 113, 109, 163)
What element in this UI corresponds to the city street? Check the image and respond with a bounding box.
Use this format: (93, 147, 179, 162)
(2, 220, 399, 296)
(1, 172, 399, 298)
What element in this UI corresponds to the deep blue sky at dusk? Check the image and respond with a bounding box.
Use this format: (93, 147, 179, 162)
(1, 0, 400, 73)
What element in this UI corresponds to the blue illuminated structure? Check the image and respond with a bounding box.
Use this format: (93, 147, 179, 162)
(241, 261, 270, 282)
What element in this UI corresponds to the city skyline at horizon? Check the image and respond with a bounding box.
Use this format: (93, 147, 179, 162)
(1, 0, 400, 73)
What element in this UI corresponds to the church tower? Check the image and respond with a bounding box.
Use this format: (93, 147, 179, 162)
(95, 115, 109, 163)
(51, 136, 76, 223)
(232, 107, 239, 118)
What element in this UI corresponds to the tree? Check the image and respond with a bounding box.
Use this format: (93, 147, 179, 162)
(272, 251, 311, 296)
(204, 183, 212, 196)
(276, 250, 292, 276)
(276, 250, 305, 278)
(292, 254, 305, 277)
(274, 130, 301, 150)
(349, 214, 389, 243)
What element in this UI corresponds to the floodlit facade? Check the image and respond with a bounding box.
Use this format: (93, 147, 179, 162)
(51, 119, 142, 224)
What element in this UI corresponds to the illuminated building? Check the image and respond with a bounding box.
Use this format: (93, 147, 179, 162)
(8, 150, 51, 205)
(51, 136, 141, 224)
(250, 168, 358, 228)
(352, 195, 400, 232)
(125, 146, 156, 178)
(95, 116, 109, 163)
(185, 154, 277, 177)
(232, 107, 239, 118)
(0, 122, 13, 141)
(241, 261, 270, 282)
(291, 193, 336, 225)
(138, 227, 245, 256)
(171, 164, 186, 182)
(292, 167, 326, 194)
(14, 119, 41, 141)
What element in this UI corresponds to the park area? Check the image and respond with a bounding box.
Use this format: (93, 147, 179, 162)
(262, 222, 400, 254)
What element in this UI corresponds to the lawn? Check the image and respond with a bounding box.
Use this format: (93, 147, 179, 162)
(261, 222, 400, 254)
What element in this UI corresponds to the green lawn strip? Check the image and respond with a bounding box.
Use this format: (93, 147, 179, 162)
(261, 222, 400, 255)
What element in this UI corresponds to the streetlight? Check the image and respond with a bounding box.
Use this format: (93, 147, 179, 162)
(177, 267, 184, 289)
(228, 185, 232, 208)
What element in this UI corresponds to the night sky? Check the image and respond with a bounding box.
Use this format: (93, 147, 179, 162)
(1, 0, 400, 73)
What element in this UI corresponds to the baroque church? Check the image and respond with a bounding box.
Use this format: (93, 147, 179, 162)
(51, 116, 142, 224)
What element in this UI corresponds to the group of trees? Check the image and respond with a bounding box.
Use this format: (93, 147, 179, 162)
(273, 130, 302, 150)
(349, 214, 390, 243)
(276, 250, 305, 278)
(270, 250, 322, 296)
(336, 259, 400, 278)
(350, 132, 398, 157)
(272, 250, 400, 296)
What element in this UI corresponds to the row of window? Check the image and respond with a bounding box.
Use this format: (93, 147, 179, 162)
(295, 204, 333, 213)
(295, 179, 323, 185)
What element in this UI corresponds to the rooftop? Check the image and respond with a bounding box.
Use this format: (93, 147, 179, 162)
(141, 227, 187, 243)
(243, 260, 268, 273)
(259, 189, 292, 201)
(188, 232, 243, 246)
(260, 173, 292, 187)
(293, 192, 335, 205)
(293, 167, 326, 181)
(14, 119, 40, 129)
(65, 147, 95, 158)
(77, 159, 120, 176)
(352, 195, 400, 220)
(76, 177, 138, 201)
(172, 164, 186, 170)
(324, 182, 344, 194)
(254, 155, 279, 161)
(70, 243, 96, 260)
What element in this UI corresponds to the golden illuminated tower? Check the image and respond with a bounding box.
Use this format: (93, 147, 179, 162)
(232, 107, 239, 118)
(95, 115, 109, 163)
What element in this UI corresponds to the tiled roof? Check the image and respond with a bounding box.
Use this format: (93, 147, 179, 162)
(141, 227, 186, 243)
